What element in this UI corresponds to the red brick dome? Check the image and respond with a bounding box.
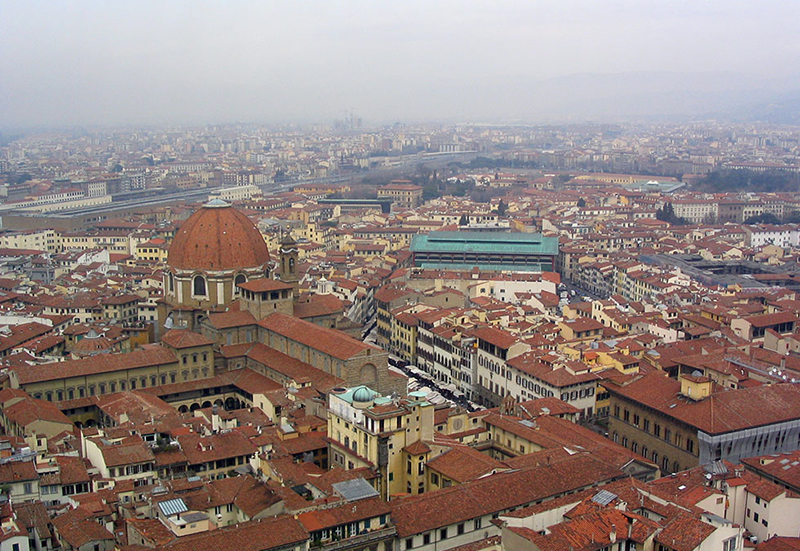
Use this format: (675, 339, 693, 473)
(167, 200, 270, 271)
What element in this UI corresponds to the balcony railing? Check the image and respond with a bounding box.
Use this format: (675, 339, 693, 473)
(315, 526, 397, 551)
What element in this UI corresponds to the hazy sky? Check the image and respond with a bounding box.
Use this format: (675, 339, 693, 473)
(2, 1, 799, 127)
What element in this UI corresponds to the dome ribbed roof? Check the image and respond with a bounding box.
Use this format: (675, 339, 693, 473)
(168, 201, 270, 271)
(352, 386, 374, 402)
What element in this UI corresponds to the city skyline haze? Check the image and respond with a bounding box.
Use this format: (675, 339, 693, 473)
(2, 0, 799, 128)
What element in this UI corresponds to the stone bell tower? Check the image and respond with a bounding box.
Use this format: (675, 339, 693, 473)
(279, 233, 300, 295)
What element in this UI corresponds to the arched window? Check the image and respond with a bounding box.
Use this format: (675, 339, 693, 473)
(193, 275, 207, 297)
(234, 274, 246, 296)
(168, 272, 175, 293)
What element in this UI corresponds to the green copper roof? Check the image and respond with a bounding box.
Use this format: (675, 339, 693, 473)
(414, 261, 553, 272)
(410, 231, 558, 256)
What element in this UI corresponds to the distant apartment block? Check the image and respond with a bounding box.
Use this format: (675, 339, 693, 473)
(377, 180, 423, 209)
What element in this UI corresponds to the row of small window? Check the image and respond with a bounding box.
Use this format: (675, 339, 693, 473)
(481, 361, 510, 379)
(35, 370, 204, 401)
(405, 519, 481, 549)
(615, 407, 695, 453)
(613, 432, 682, 473)
(181, 352, 209, 364)
(313, 516, 387, 542)
(746, 508, 769, 527)
(169, 273, 251, 298)
(108, 464, 153, 477)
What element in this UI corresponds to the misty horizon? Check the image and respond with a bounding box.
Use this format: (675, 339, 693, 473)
(2, 1, 800, 129)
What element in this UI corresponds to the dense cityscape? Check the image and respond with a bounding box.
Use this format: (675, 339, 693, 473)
(0, 119, 799, 551)
(3, 0, 800, 549)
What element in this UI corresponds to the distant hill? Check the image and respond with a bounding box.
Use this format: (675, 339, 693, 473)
(437, 71, 800, 125)
(723, 91, 800, 125)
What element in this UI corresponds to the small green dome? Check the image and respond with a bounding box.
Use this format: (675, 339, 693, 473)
(352, 386, 374, 402)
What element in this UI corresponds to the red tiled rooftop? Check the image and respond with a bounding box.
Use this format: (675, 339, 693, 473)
(259, 312, 379, 361)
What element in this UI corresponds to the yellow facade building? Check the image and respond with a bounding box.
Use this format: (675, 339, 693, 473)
(327, 386, 436, 499)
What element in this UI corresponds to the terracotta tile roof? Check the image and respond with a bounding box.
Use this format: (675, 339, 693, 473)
(13, 345, 177, 384)
(280, 432, 329, 456)
(126, 518, 175, 546)
(755, 537, 800, 551)
(742, 450, 800, 492)
(259, 312, 378, 360)
(654, 512, 715, 551)
(95, 391, 178, 425)
(0, 460, 38, 483)
(217, 368, 284, 395)
(3, 396, 73, 427)
(159, 515, 308, 551)
(648, 468, 725, 508)
(472, 326, 517, 349)
(390, 455, 622, 537)
(46, 455, 91, 485)
(140, 368, 281, 399)
(153, 447, 188, 468)
(161, 329, 214, 349)
(606, 371, 800, 435)
(235, 342, 342, 390)
(52, 508, 115, 548)
(374, 286, 415, 304)
(178, 431, 257, 466)
(512, 508, 659, 551)
(13, 501, 52, 540)
(425, 446, 504, 483)
(402, 441, 431, 456)
(562, 317, 606, 333)
(515, 397, 580, 417)
(507, 354, 601, 387)
(231, 475, 283, 517)
(293, 294, 344, 319)
(744, 311, 798, 328)
(100, 294, 141, 305)
(445, 536, 501, 551)
(737, 469, 786, 502)
(0, 322, 53, 353)
(206, 310, 257, 329)
(490, 414, 655, 471)
(297, 496, 389, 532)
(93, 437, 155, 467)
(238, 279, 293, 292)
